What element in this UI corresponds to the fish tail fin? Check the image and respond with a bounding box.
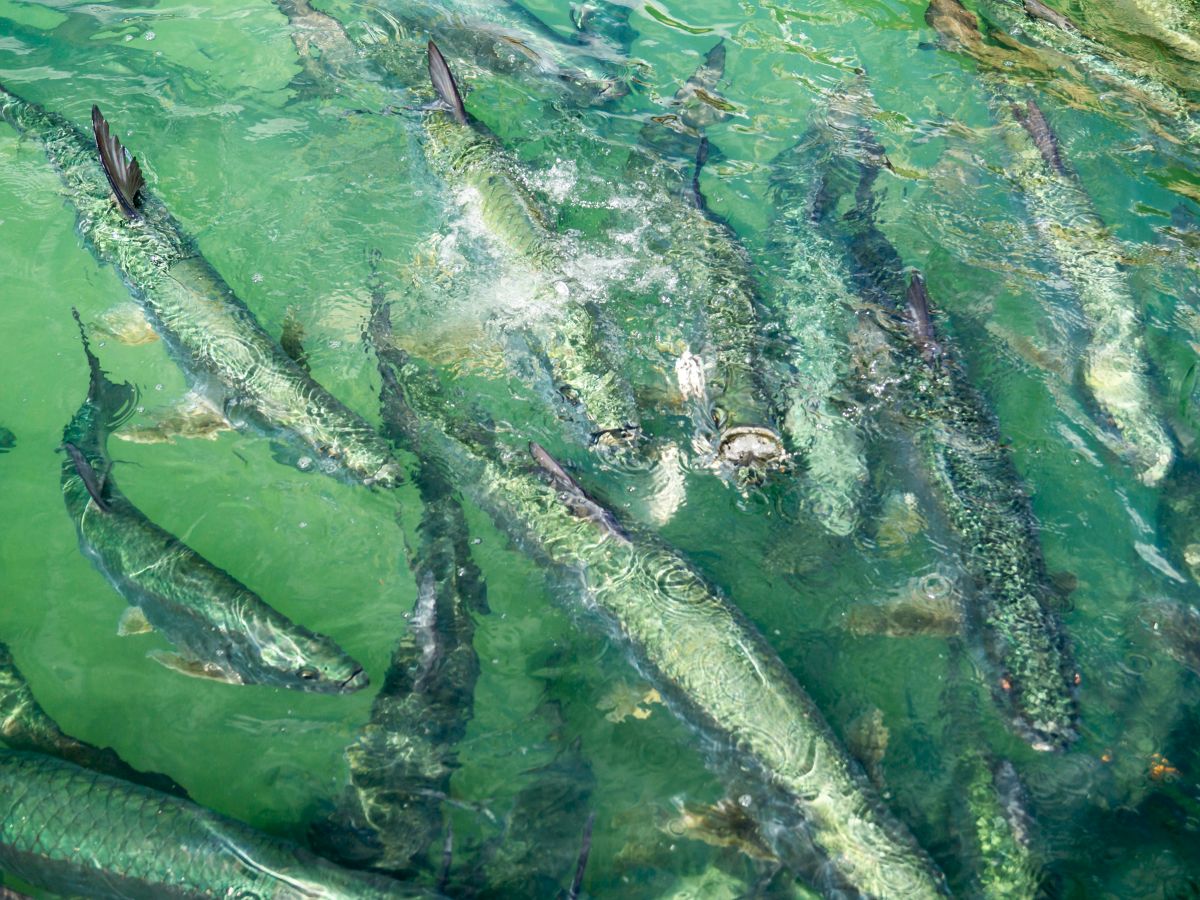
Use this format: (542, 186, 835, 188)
(71, 308, 140, 432)
(702, 38, 726, 78)
(91, 105, 145, 220)
(427, 41, 468, 125)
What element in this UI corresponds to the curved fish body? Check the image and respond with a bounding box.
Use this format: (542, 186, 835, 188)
(927, 0, 1174, 487)
(366, 303, 948, 899)
(975, 0, 1200, 138)
(61, 314, 368, 694)
(0, 750, 427, 899)
(810, 91, 1079, 749)
(0, 642, 185, 797)
(0, 86, 404, 488)
(762, 141, 871, 536)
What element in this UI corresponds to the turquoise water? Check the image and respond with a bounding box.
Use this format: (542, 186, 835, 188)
(1, 0, 1199, 895)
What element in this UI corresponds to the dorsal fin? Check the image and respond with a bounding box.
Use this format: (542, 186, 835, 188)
(905, 272, 943, 359)
(1011, 99, 1066, 176)
(91, 105, 144, 220)
(687, 136, 710, 210)
(528, 442, 629, 542)
(427, 41, 468, 125)
(62, 442, 111, 513)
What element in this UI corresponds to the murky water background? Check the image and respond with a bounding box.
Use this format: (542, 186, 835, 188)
(1, 0, 1200, 896)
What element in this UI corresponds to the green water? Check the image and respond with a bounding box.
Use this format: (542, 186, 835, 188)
(1, 0, 1200, 896)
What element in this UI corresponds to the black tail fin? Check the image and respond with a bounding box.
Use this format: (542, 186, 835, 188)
(427, 42, 468, 125)
(91, 105, 144, 220)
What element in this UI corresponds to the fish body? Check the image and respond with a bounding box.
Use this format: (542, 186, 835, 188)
(61, 312, 367, 693)
(0, 750, 426, 899)
(809, 92, 1079, 750)
(0, 87, 404, 488)
(0, 428, 13, 453)
(632, 47, 787, 468)
(315, 440, 485, 872)
(976, 0, 1200, 136)
(0, 642, 185, 797)
(926, 0, 1174, 487)
(763, 134, 873, 535)
(366, 302, 948, 899)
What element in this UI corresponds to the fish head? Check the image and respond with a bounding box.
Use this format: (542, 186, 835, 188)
(248, 623, 370, 694)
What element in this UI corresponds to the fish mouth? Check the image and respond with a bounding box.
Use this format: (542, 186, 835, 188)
(338, 666, 369, 693)
(717, 426, 787, 468)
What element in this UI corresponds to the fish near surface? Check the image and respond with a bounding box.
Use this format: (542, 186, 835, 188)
(365, 300, 948, 898)
(0, 86, 403, 488)
(925, 0, 1175, 488)
(809, 96, 1079, 750)
(60, 310, 368, 694)
(0, 750, 431, 899)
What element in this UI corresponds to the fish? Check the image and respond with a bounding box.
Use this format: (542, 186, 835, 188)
(271, 4, 641, 444)
(629, 46, 788, 470)
(926, 0, 1175, 487)
(365, 299, 949, 898)
(60, 309, 368, 693)
(0, 749, 430, 899)
(0, 428, 12, 454)
(809, 89, 1080, 750)
(761, 121, 877, 535)
(1142, 595, 1200, 678)
(0, 641, 186, 797)
(940, 643, 1044, 899)
(313, 338, 487, 874)
(0, 86, 404, 488)
(420, 41, 642, 444)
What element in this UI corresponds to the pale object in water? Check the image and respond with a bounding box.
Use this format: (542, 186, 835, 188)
(597, 681, 663, 723)
(90, 303, 159, 346)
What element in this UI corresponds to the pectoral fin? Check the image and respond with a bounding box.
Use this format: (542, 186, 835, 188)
(148, 651, 243, 684)
(117, 607, 153, 636)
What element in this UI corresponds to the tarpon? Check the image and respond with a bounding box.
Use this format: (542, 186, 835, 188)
(0, 641, 185, 797)
(926, 0, 1175, 487)
(271, 3, 641, 443)
(61, 309, 369, 693)
(808, 95, 1080, 749)
(0, 750, 430, 899)
(629, 44, 788, 470)
(0, 86, 405, 488)
(365, 298, 948, 897)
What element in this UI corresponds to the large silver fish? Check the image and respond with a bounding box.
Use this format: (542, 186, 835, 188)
(0, 85, 405, 488)
(927, 0, 1175, 487)
(365, 299, 949, 898)
(61, 310, 368, 693)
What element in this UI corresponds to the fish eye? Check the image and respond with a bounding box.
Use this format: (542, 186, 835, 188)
(298, 666, 321, 681)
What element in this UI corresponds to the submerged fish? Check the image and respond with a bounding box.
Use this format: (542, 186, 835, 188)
(0, 87, 404, 488)
(314, 417, 486, 874)
(0, 642, 185, 797)
(365, 300, 948, 898)
(926, 0, 1175, 487)
(811, 93, 1079, 750)
(0, 428, 12, 454)
(61, 310, 367, 693)
(0, 750, 427, 899)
